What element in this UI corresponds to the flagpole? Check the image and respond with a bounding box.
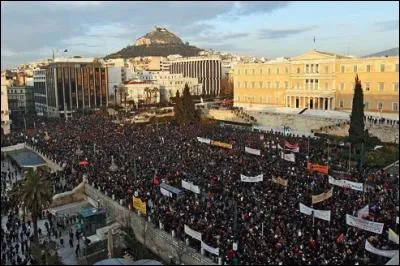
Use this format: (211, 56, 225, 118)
(261, 222, 264, 238)
(348, 143, 351, 173)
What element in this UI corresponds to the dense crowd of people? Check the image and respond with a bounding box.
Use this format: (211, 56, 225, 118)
(1, 112, 398, 265)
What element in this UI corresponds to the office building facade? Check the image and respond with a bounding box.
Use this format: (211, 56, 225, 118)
(170, 56, 222, 96)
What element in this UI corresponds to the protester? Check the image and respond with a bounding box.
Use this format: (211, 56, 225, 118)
(1, 112, 398, 265)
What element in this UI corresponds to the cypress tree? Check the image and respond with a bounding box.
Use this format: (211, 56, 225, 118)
(182, 84, 199, 123)
(173, 90, 184, 123)
(348, 75, 365, 170)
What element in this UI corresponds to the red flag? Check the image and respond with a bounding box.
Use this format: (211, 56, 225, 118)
(79, 160, 89, 166)
(152, 176, 160, 185)
(336, 233, 344, 243)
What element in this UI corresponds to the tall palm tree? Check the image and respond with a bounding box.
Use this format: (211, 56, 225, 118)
(152, 87, 159, 104)
(144, 87, 151, 105)
(20, 167, 53, 243)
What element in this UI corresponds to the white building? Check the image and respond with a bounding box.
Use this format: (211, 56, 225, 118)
(1, 74, 11, 135)
(124, 80, 161, 105)
(140, 71, 201, 102)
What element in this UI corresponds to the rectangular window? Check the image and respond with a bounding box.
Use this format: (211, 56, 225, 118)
(297, 67, 300, 74)
(366, 65, 371, 72)
(236, 81, 240, 88)
(341, 65, 345, 73)
(394, 82, 399, 92)
(393, 102, 398, 111)
(252, 69, 255, 75)
(316, 64, 319, 73)
(245, 69, 248, 75)
(365, 82, 370, 91)
(244, 81, 247, 88)
(285, 67, 288, 74)
(285, 81, 288, 89)
(353, 65, 357, 73)
(305, 79, 309, 89)
(252, 82, 255, 88)
(310, 79, 314, 90)
(315, 79, 318, 90)
(377, 102, 383, 110)
(325, 66, 328, 73)
(306, 64, 309, 73)
(364, 102, 369, 110)
(259, 82, 263, 88)
(340, 83, 344, 91)
(267, 82, 271, 89)
(339, 100, 344, 108)
(311, 64, 314, 73)
(277, 68, 279, 74)
(396, 64, 399, 72)
(378, 82, 384, 92)
(276, 81, 280, 89)
(380, 64, 385, 72)
(268, 68, 271, 74)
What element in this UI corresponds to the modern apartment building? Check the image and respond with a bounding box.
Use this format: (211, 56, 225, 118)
(44, 58, 109, 118)
(170, 55, 222, 96)
(232, 50, 399, 113)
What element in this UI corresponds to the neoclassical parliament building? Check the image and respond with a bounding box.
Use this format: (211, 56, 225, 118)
(232, 50, 399, 113)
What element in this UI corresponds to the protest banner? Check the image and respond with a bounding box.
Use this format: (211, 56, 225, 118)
(284, 140, 299, 153)
(365, 240, 398, 258)
(299, 203, 331, 221)
(307, 162, 329, 175)
(272, 177, 288, 187)
(197, 137, 211, 144)
(201, 241, 220, 256)
(181, 180, 200, 194)
(184, 224, 202, 241)
(281, 152, 295, 162)
(245, 147, 261, 156)
(328, 176, 364, 192)
(388, 228, 399, 244)
(346, 214, 384, 234)
(210, 140, 232, 149)
(241, 174, 263, 183)
(311, 188, 333, 204)
(132, 196, 147, 215)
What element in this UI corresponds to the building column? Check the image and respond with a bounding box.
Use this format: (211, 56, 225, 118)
(75, 68, 79, 109)
(99, 68, 102, 107)
(93, 67, 97, 107)
(81, 69, 85, 109)
(68, 67, 72, 113)
(328, 98, 331, 110)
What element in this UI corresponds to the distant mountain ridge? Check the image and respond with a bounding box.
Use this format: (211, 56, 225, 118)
(363, 47, 399, 58)
(104, 26, 203, 59)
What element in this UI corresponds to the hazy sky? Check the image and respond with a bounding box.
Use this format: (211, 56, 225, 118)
(1, 1, 399, 68)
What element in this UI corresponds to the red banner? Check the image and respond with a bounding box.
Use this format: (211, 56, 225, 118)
(307, 162, 329, 175)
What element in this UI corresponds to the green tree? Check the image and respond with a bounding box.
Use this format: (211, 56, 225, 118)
(21, 167, 53, 243)
(348, 75, 366, 170)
